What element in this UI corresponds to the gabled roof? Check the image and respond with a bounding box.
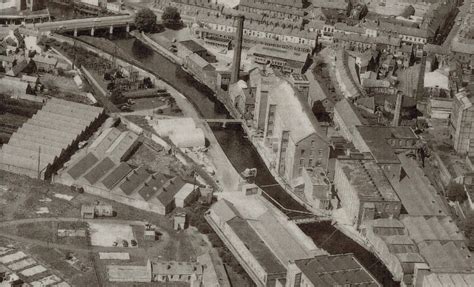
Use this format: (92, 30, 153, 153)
(67, 153, 99, 180)
(83, 157, 116, 185)
(119, 166, 150, 195)
(101, 162, 133, 190)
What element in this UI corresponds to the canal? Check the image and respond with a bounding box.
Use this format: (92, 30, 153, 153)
(110, 36, 398, 286)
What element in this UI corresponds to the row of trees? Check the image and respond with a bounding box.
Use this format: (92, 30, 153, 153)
(135, 7, 182, 33)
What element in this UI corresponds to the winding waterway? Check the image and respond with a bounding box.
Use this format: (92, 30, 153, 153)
(109, 36, 398, 286)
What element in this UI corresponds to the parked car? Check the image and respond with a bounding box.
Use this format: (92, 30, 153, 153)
(122, 240, 128, 247)
(131, 240, 137, 247)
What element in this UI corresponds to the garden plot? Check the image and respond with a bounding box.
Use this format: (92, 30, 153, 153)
(0, 251, 27, 264)
(89, 223, 136, 247)
(8, 258, 36, 271)
(20, 265, 47, 277)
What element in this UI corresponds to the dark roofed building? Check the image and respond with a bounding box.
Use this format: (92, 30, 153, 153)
(118, 166, 150, 195)
(138, 173, 171, 201)
(287, 254, 381, 287)
(179, 40, 207, 55)
(101, 162, 133, 190)
(352, 126, 420, 180)
(83, 157, 116, 185)
(67, 153, 99, 180)
(156, 177, 187, 213)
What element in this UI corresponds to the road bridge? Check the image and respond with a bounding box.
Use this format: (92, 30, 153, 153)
(204, 118, 244, 128)
(26, 14, 135, 36)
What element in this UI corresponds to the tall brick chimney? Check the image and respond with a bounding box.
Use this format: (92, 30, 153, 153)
(231, 15, 245, 84)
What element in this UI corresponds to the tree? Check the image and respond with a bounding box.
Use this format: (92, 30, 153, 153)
(161, 6, 182, 27)
(110, 89, 126, 105)
(135, 8, 157, 33)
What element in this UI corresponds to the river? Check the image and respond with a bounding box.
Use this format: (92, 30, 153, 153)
(109, 36, 398, 286)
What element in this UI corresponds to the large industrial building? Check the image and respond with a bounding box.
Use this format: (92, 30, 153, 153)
(57, 127, 197, 215)
(334, 158, 402, 228)
(206, 191, 326, 286)
(0, 98, 105, 179)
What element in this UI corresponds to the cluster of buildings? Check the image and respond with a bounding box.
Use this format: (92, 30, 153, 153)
(73, 0, 123, 14)
(229, 67, 332, 212)
(330, 83, 474, 285)
(57, 127, 200, 215)
(0, 28, 71, 100)
(0, 98, 105, 179)
(107, 259, 203, 285)
(206, 189, 380, 286)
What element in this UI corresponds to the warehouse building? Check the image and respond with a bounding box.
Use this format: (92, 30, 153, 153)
(58, 127, 195, 215)
(0, 98, 104, 179)
(206, 192, 325, 286)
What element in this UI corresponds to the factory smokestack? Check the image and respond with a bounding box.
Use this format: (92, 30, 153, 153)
(392, 92, 403, 127)
(231, 15, 244, 84)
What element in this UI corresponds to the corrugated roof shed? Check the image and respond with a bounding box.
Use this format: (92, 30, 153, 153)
(106, 131, 139, 160)
(157, 177, 186, 206)
(33, 110, 90, 126)
(9, 133, 65, 149)
(119, 167, 150, 195)
(67, 153, 99, 180)
(137, 173, 170, 201)
(101, 162, 133, 190)
(83, 157, 116, 185)
(90, 128, 122, 154)
(6, 137, 64, 158)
